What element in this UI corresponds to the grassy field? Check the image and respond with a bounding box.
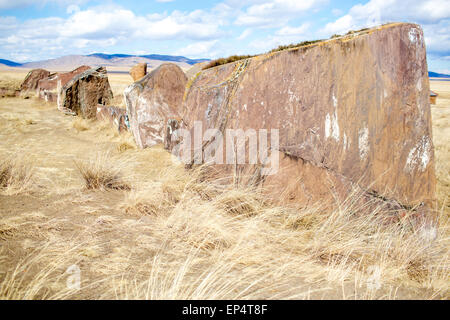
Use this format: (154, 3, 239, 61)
(0, 70, 25, 92)
(0, 70, 448, 300)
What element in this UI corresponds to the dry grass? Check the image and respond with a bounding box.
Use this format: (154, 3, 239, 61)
(116, 142, 134, 153)
(0, 70, 24, 91)
(107, 73, 134, 108)
(268, 39, 324, 54)
(0, 79, 21, 91)
(0, 155, 34, 195)
(72, 118, 91, 132)
(202, 55, 255, 70)
(431, 81, 450, 214)
(0, 73, 448, 300)
(201, 39, 326, 70)
(0, 166, 448, 300)
(116, 133, 136, 153)
(75, 152, 131, 191)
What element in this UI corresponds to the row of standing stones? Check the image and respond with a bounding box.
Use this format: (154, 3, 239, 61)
(19, 63, 151, 130)
(17, 23, 438, 233)
(19, 65, 127, 129)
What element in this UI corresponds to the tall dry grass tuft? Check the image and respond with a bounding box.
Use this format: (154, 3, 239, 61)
(0, 155, 34, 195)
(72, 118, 91, 132)
(75, 152, 131, 191)
(122, 185, 175, 216)
(116, 132, 136, 153)
(121, 166, 189, 216)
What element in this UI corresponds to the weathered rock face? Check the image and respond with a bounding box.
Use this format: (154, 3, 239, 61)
(185, 62, 208, 80)
(20, 69, 50, 97)
(124, 63, 187, 148)
(37, 73, 60, 102)
(130, 63, 147, 82)
(175, 23, 436, 213)
(58, 67, 113, 118)
(37, 66, 91, 102)
(96, 105, 129, 133)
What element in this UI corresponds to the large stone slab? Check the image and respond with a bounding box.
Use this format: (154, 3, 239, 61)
(58, 66, 113, 118)
(185, 62, 208, 80)
(124, 63, 187, 148)
(176, 23, 436, 213)
(130, 63, 147, 82)
(96, 105, 129, 133)
(37, 66, 91, 102)
(20, 69, 50, 98)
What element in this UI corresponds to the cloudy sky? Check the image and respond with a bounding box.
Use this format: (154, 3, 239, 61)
(0, 0, 449, 73)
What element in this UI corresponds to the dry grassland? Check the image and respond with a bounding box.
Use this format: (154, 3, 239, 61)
(0, 71, 448, 300)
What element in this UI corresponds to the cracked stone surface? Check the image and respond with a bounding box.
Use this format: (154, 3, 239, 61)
(20, 69, 51, 98)
(129, 63, 147, 82)
(124, 63, 187, 149)
(58, 66, 113, 119)
(178, 23, 436, 212)
(37, 66, 91, 103)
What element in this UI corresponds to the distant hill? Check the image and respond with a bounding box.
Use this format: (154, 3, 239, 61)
(429, 71, 450, 78)
(0, 54, 209, 72)
(88, 53, 208, 65)
(0, 59, 23, 67)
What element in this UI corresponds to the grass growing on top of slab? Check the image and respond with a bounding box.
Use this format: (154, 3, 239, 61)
(202, 39, 327, 70)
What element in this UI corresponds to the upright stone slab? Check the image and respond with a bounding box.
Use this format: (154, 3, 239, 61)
(96, 105, 129, 133)
(58, 67, 113, 118)
(130, 63, 147, 82)
(177, 23, 436, 214)
(20, 69, 50, 98)
(37, 66, 91, 102)
(124, 63, 187, 148)
(185, 62, 208, 80)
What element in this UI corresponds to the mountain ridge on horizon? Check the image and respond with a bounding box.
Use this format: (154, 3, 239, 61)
(0, 54, 210, 71)
(428, 71, 450, 78)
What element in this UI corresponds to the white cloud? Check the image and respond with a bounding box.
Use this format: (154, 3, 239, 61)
(66, 5, 80, 14)
(321, 0, 450, 57)
(422, 21, 450, 55)
(275, 23, 310, 36)
(0, 16, 17, 32)
(237, 29, 253, 40)
(235, 0, 326, 27)
(322, 14, 355, 35)
(1, 0, 449, 69)
(133, 9, 226, 40)
(0, 5, 228, 61)
(323, 0, 450, 35)
(0, 1, 324, 62)
(0, 0, 89, 10)
(0, 0, 34, 9)
(249, 32, 310, 52)
(175, 40, 219, 58)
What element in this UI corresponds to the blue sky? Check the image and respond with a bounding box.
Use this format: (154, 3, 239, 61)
(0, 0, 449, 73)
